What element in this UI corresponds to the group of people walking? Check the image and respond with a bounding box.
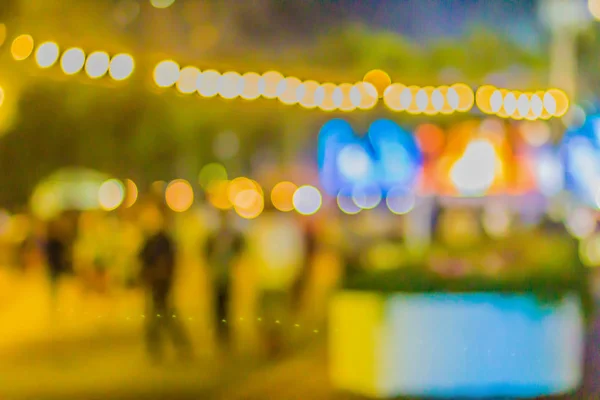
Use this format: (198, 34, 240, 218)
(40, 198, 319, 363)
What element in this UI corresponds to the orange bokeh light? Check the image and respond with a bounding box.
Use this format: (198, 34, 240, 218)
(271, 181, 298, 212)
(165, 179, 194, 212)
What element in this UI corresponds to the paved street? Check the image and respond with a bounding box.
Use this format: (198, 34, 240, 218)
(0, 268, 597, 400)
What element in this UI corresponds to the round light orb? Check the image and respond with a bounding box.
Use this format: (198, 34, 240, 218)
(293, 185, 322, 215)
(165, 179, 194, 212)
(109, 53, 135, 81)
(61, 48, 86, 75)
(363, 69, 391, 98)
(85, 51, 110, 79)
(176, 66, 201, 94)
(11, 34, 34, 61)
(98, 179, 125, 211)
(153, 60, 180, 88)
(197, 69, 221, 97)
(35, 42, 59, 68)
(271, 181, 298, 212)
(386, 188, 415, 215)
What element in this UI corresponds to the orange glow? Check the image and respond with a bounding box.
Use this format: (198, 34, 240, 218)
(546, 89, 569, 117)
(271, 181, 298, 212)
(233, 189, 264, 219)
(476, 85, 496, 114)
(207, 180, 232, 210)
(277, 76, 302, 105)
(415, 124, 445, 155)
(11, 34, 34, 61)
(352, 82, 378, 110)
(363, 69, 391, 98)
(124, 179, 138, 208)
(299, 80, 319, 109)
(318, 83, 337, 111)
(261, 71, 284, 99)
(383, 83, 406, 111)
(337, 83, 356, 112)
(240, 72, 261, 100)
(165, 179, 194, 212)
(227, 177, 262, 204)
(452, 83, 475, 112)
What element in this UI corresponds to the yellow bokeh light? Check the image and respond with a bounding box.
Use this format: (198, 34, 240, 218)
(233, 189, 264, 219)
(60, 48, 86, 75)
(98, 179, 125, 211)
(277, 76, 302, 105)
(299, 80, 320, 109)
(383, 83, 406, 111)
(153, 60, 180, 88)
(199, 163, 228, 189)
(452, 83, 475, 112)
(318, 83, 337, 111)
(227, 177, 262, 205)
(363, 69, 391, 98)
(406, 86, 422, 114)
(337, 83, 356, 112)
(261, 71, 284, 99)
(352, 82, 378, 110)
(176, 66, 201, 94)
(11, 34, 34, 61)
(422, 86, 437, 115)
(0, 86, 5, 107)
(35, 42, 59, 69)
(271, 181, 298, 212)
(197, 69, 220, 97)
(85, 51, 110, 79)
(109, 53, 135, 81)
(151, 0, 176, 8)
(475, 85, 496, 114)
(165, 179, 194, 212)
(207, 180, 232, 210)
(240, 72, 261, 100)
(546, 88, 569, 117)
(123, 179, 138, 208)
(218, 71, 243, 99)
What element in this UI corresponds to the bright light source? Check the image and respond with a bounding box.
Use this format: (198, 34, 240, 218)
(176, 66, 201, 94)
(261, 71, 284, 99)
(293, 185, 322, 215)
(337, 144, 371, 181)
(218, 71, 243, 99)
(337, 192, 361, 214)
(197, 70, 220, 97)
(150, 0, 175, 9)
(124, 179, 138, 208)
(271, 181, 298, 212)
(233, 189, 264, 219)
(11, 34, 34, 61)
(98, 179, 125, 211)
(35, 42, 59, 68)
(363, 69, 391, 98)
(352, 184, 382, 209)
(165, 179, 194, 212)
(60, 48, 86, 75)
(153, 60, 180, 88)
(109, 53, 135, 81)
(85, 51, 110, 79)
(450, 139, 498, 196)
(386, 188, 415, 215)
(240, 72, 261, 100)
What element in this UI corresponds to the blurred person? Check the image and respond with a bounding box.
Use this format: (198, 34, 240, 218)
(138, 200, 192, 363)
(204, 210, 245, 350)
(249, 202, 304, 357)
(44, 214, 73, 306)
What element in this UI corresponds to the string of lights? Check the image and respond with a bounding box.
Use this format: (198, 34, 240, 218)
(6, 33, 570, 120)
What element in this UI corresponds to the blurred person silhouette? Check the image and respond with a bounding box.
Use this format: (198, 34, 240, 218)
(138, 199, 192, 363)
(44, 213, 74, 307)
(204, 210, 245, 350)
